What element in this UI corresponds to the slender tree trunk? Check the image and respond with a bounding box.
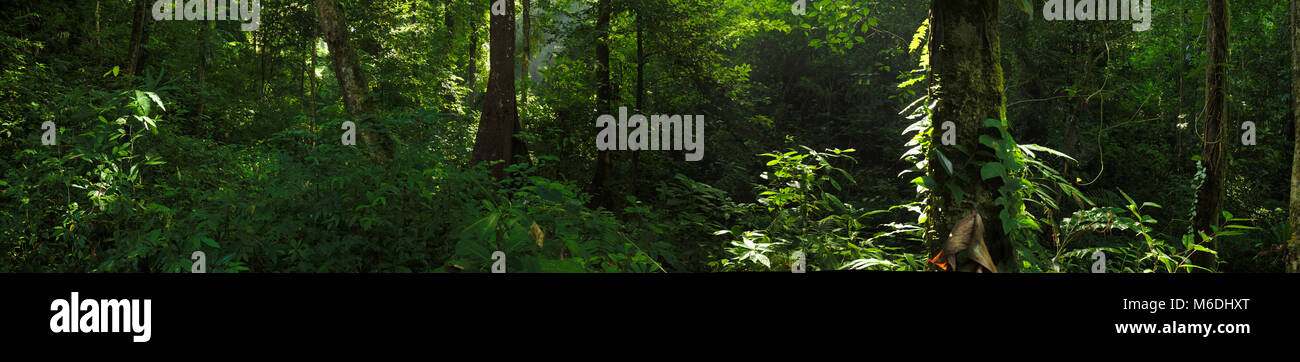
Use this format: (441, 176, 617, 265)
(471, 0, 528, 179)
(1289, 0, 1300, 272)
(309, 22, 318, 122)
(309, 16, 319, 151)
(924, 0, 1008, 271)
(445, 0, 456, 30)
(632, 9, 645, 174)
(196, 20, 209, 134)
(521, 0, 531, 101)
(443, 0, 458, 108)
(124, 0, 149, 77)
(465, 2, 482, 106)
(262, 32, 266, 97)
(316, 0, 386, 160)
(590, 0, 614, 209)
(636, 11, 645, 113)
(1193, 0, 1230, 271)
(1178, 0, 1187, 173)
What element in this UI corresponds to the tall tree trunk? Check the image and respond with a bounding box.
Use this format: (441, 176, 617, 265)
(632, 9, 645, 175)
(471, 0, 528, 179)
(196, 20, 210, 134)
(636, 10, 645, 113)
(309, 16, 319, 150)
(521, 0, 531, 101)
(1193, 0, 1230, 271)
(1177, 0, 1187, 173)
(260, 28, 266, 100)
(465, 2, 482, 106)
(309, 22, 318, 122)
(316, 0, 386, 160)
(924, 0, 1008, 272)
(124, 0, 149, 77)
(1289, 0, 1300, 272)
(444, 0, 457, 108)
(590, 0, 614, 209)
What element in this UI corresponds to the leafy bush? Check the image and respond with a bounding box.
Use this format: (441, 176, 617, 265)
(715, 147, 926, 271)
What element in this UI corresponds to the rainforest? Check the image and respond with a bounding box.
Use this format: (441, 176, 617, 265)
(2, 0, 1298, 274)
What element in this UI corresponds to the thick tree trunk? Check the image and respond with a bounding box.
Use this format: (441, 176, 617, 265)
(316, 0, 386, 160)
(924, 0, 1008, 271)
(1290, 0, 1300, 272)
(124, 0, 149, 77)
(471, 0, 528, 179)
(1193, 0, 1230, 271)
(590, 0, 614, 209)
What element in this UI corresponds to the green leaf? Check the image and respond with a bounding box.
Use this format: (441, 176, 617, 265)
(454, 238, 493, 263)
(934, 149, 954, 175)
(134, 90, 151, 116)
(980, 162, 1005, 180)
(1019, 144, 1077, 163)
(979, 135, 998, 149)
(145, 91, 166, 111)
(946, 183, 964, 204)
(536, 182, 564, 202)
(538, 259, 585, 273)
(1118, 188, 1136, 207)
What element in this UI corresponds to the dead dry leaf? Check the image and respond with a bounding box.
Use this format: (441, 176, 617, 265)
(529, 222, 545, 248)
(938, 212, 997, 273)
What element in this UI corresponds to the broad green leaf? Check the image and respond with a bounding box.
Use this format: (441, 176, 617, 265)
(980, 162, 1005, 180)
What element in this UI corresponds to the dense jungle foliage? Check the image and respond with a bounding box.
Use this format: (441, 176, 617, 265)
(2, 0, 1298, 273)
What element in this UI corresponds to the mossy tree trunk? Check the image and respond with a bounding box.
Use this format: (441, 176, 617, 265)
(1289, 0, 1300, 272)
(316, 0, 388, 161)
(924, 0, 1009, 271)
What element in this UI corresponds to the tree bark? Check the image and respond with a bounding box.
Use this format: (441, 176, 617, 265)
(196, 20, 209, 134)
(309, 20, 318, 122)
(589, 0, 614, 209)
(1192, 0, 1230, 271)
(471, 0, 528, 179)
(465, 2, 482, 106)
(924, 0, 1008, 271)
(636, 10, 645, 113)
(1289, 0, 1300, 272)
(632, 9, 645, 175)
(124, 0, 149, 77)
(521, 0, 531, 101)
(316, 0, 387, 160)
